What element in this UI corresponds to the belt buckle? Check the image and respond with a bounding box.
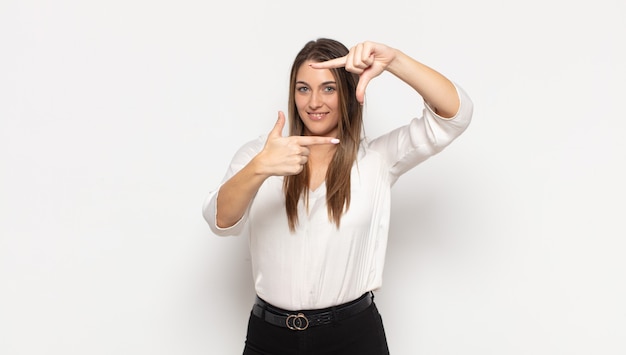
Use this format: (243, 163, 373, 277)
(285, 313, 309, 331)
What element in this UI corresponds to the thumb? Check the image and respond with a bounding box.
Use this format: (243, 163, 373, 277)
(268, 111, 286, 138)
(356, 70, 377, 104)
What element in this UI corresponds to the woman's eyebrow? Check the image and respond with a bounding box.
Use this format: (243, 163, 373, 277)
(295, 80, 337, 86)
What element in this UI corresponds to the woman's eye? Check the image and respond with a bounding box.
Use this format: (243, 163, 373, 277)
(324, 86, 336, 93)
(297, 86, 309, 93)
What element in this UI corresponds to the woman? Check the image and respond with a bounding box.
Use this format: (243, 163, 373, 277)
(203, 38, 473, 354)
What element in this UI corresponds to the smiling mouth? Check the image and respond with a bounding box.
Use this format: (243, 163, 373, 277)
(308, 112, 328, 121)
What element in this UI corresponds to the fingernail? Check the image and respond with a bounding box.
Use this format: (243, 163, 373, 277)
(331, 138, 340, 144)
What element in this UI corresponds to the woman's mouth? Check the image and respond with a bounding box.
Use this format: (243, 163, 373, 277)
(308, 112, 328, 121)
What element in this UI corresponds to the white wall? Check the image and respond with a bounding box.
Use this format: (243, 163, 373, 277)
(1, 0, 625, 354)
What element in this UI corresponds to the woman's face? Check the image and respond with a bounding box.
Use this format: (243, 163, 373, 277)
(294, 60, 340, 138)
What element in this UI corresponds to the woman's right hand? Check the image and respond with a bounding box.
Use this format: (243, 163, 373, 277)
(214, 112, 338, 228)
(254, 111, 340, 176)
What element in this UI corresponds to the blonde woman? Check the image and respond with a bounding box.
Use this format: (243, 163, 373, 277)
(203, 38, 473, 354)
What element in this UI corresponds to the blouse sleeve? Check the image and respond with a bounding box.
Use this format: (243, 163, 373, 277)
(201, 136, 266, 236)
(368, 82, 473, 184)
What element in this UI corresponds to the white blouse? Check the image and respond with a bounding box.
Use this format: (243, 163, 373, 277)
(203, 84, 473, 311)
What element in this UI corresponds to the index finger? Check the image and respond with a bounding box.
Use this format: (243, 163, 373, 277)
(309, 56, 347, 70)
(295, 136, 340, 146)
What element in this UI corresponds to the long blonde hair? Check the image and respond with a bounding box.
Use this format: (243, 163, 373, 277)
(284, 38, 363, 232)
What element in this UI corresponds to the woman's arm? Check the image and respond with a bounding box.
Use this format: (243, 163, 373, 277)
(214, 112, 339, 228)
(386, 49, 460, 118)
(311, 41, 460, 118)
(214, 155, 269, 228)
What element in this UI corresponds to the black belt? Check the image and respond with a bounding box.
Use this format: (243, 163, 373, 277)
(252, 292, 374, 331)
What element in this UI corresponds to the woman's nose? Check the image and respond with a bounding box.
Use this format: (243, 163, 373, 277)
(309, 91, 323, 108)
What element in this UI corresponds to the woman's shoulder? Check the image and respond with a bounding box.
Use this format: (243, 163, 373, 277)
(233, 134, 266, 156)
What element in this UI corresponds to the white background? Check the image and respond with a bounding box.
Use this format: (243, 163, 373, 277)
(1, 0, 625, 354)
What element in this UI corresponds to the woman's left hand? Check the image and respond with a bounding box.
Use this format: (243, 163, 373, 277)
(310, 41, 397, 104)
